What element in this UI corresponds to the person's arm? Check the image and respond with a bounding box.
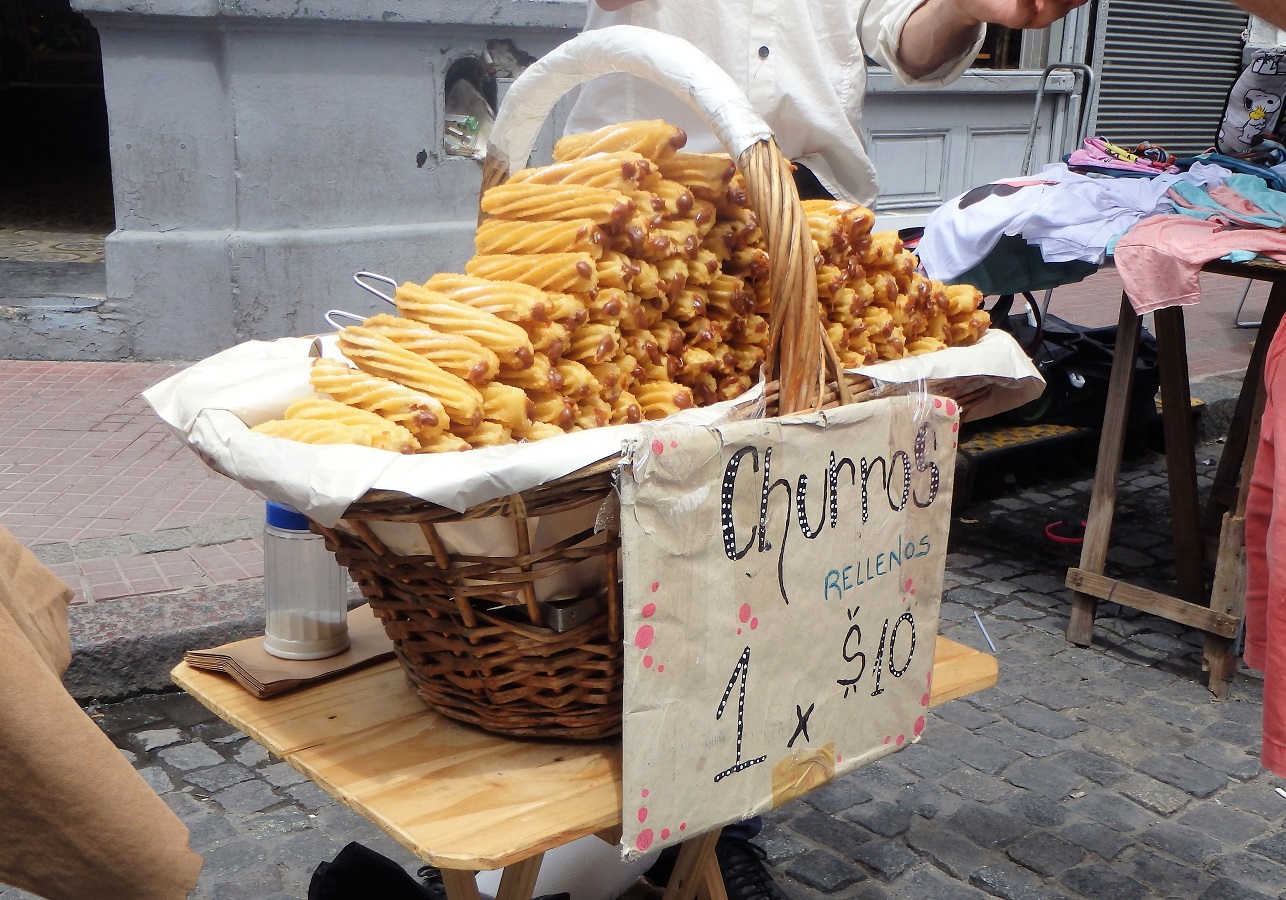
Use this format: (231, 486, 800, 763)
(896, 0, 1086, 80)
(1230, 0, 1286, 30)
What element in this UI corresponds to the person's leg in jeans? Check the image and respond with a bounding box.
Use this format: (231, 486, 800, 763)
(1244, 320, 1286, 776)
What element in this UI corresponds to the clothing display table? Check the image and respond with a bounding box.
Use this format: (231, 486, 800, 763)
(1065, 258, 1286, 697)
(172, 635, 996, 900)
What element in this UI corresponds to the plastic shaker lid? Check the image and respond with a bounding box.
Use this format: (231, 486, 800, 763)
(265, 501, 311, 531)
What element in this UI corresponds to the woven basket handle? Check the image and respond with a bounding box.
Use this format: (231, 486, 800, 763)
(480, 25, 825, 414)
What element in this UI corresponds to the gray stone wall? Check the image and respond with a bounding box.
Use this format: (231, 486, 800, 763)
(73, 0, 583, 360)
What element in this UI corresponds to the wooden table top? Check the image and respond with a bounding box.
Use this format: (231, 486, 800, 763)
(172, 635, 996, 871)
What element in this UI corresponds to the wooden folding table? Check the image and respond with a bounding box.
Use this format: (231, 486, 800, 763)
(1065, 258, 1286, 697)
(173, 636, 996, 900)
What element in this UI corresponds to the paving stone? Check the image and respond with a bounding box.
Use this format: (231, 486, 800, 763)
(1202, 719, 1262, 748)
(156, 741, 225, 771)
(947, 586, 1001, 610)
(847, 838, 920, 882)
(1181, 740, 1264, 781)
(1119, 774, 1194, 815)
(182, 810, 239, 848)
(903, 820, 985, 880)
(136, 765, 175, 794)
(1219, 783, 1286, 820)
(1118, 716, 1203, 754)
(964, 688, 1024, 713)
(949, 733, 1025, 776)
(979, 582, 1023, 597)
(183, 762, 255, 793)
(1113, 665, 1180, 691)
(788, 809, 873, 856)
(1056, 749, 1130, 787)
(933, 703, 999, 731)
(1136, 754, 1227, 798)
(970, 862, 1075, 900)
(1005, 755, 1091, 802)
(1002, 703, 1086, 740)
(1019, 684, 1085, 712)
(1005, 832, 1085, 878)
(1069, 705, 1136, 736)
(286, 781, 334, 811)
(241, 807, 315, 837)
(940, 766, 1015, 804)
(196, 837, 273, 881)
(801, 779, 875, 815)
(1144, 697, 1214, 733)
(894, 744, 958, 781)
(1209, 850, 1286, 895)
(945, 553, 983, 569)
(1136, 821, 1222, 866)
(131, 727, 184, 752)
(1057, 862, 1150, 900)
(1122, 846, 1204, 895)
(973, 564, 1020, 581)
(1065, 792, 1154, 833)
(1248, 829, 1286, 866)
(234, 741, 270, 767)
(974, 722, 1063, 760)
(946, 803, 1030, 850)
(999, 794, 1067, 828)
(784, 849, 864, 892)
(270, 829, 347, 878)
(1058, 822, 1132, 861)
(260, 762, 309, 788)
(898, 866, 991, 899)
(210, 779, 283, 815)
(1177, 802, 1271, 845)
(841, 801, 911, 838)
(902, 780, 963, 821)
(1197, 877, 1275, 900)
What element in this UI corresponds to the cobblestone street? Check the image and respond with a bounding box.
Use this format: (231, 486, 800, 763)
(5, 445, 1286, 900)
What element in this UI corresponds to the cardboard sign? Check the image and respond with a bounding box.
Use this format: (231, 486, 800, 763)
(617, 395, 959, 857)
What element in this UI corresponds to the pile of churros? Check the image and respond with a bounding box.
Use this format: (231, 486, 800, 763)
(251, 119, 989, 454)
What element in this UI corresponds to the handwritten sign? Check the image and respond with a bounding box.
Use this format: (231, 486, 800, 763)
(617, 395, 958, 857)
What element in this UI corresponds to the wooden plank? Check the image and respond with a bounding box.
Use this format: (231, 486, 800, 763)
(1065, 569, 1241, 637)
(171, 635, 992, 873)
(1153, 307, 1204, 602)
(1069, 294, 1139, 645)
(496, 853, 544, 900)
(663, 829, 721, 900)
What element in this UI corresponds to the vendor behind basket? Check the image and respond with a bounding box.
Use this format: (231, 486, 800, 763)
(568, 0, 1088, 205)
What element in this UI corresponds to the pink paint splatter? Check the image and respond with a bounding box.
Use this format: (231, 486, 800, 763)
(657, 665, 665, 673)
(679, 823, 687, 831)
(920, 692, 930, 707)
(661, 828, 671, 840)
(670, 440, 678, 448)
(904, 579, 914, 591)
(635, 625, 655, 649)
(952, 421, 960, 433)
(641, 789, 650, 798)
(650, 582, 660, 593)
(750, 617, 759, 630)
(896, 734, 905, 746)
(836, 755, 843, 763)
(643, 655, 654, 668)
(739, 603, 752, 623)
(910, 589, 916, 596)
(651, 439, 665, 455)
(642, 602, 657, 618)
(638, 807, 648, 823)
(736, 628, 742, 635)
(914, 716, 926, 736)
(636, 829, 654, 852)
(883, 735, 891, 744)
(946, 400, 958, 416)
(926, 671, 933, 687)
(933, 398, 943, 408)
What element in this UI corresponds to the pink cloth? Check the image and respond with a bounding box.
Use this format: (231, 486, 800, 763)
(1245, 319, 1286, 777)
(1113, 215, 1286, 313)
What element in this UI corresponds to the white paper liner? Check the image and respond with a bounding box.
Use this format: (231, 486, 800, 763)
(488, 25, 771, 171)
(143, 332, 1042, 527)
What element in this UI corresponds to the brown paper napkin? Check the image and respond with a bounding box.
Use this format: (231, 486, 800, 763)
(185, 605, 394, 698)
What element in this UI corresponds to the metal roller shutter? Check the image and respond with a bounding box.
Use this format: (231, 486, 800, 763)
(1090, 0, 1249, 155)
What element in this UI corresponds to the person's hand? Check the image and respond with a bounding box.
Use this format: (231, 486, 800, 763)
(952, 0, 1089, 30)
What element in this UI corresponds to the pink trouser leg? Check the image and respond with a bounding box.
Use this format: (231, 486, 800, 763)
(1244, 324, 1286, 776)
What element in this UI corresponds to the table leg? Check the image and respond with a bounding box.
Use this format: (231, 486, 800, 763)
(1068, 294, 1140, 645)
(441, 869, 485, 900)
(662, 830, 723, 900)
(1152, 307, 1204, 603)
(496, 853, 545, 900)
(1203, 280, 1286, 533)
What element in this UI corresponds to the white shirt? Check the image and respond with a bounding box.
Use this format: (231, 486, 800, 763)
(565, 0, 984, 206)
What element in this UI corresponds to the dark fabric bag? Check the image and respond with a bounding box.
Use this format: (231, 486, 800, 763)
(988, 293, 1160, 428)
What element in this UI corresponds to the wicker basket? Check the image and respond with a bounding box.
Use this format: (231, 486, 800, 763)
(312, 28, 860, 740)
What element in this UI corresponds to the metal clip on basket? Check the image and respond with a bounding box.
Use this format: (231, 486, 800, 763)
(309, 26, 843, 740)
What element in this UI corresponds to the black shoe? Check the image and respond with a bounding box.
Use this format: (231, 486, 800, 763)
(309, 842, 437, 900)
(714, 837, 784, 900)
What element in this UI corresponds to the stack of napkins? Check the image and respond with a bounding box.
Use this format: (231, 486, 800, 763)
(184, 606, 395, 698)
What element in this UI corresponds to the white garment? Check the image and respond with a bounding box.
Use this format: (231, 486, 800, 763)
(916, 163, 1234, 281)
(565, 0, 984, 206)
